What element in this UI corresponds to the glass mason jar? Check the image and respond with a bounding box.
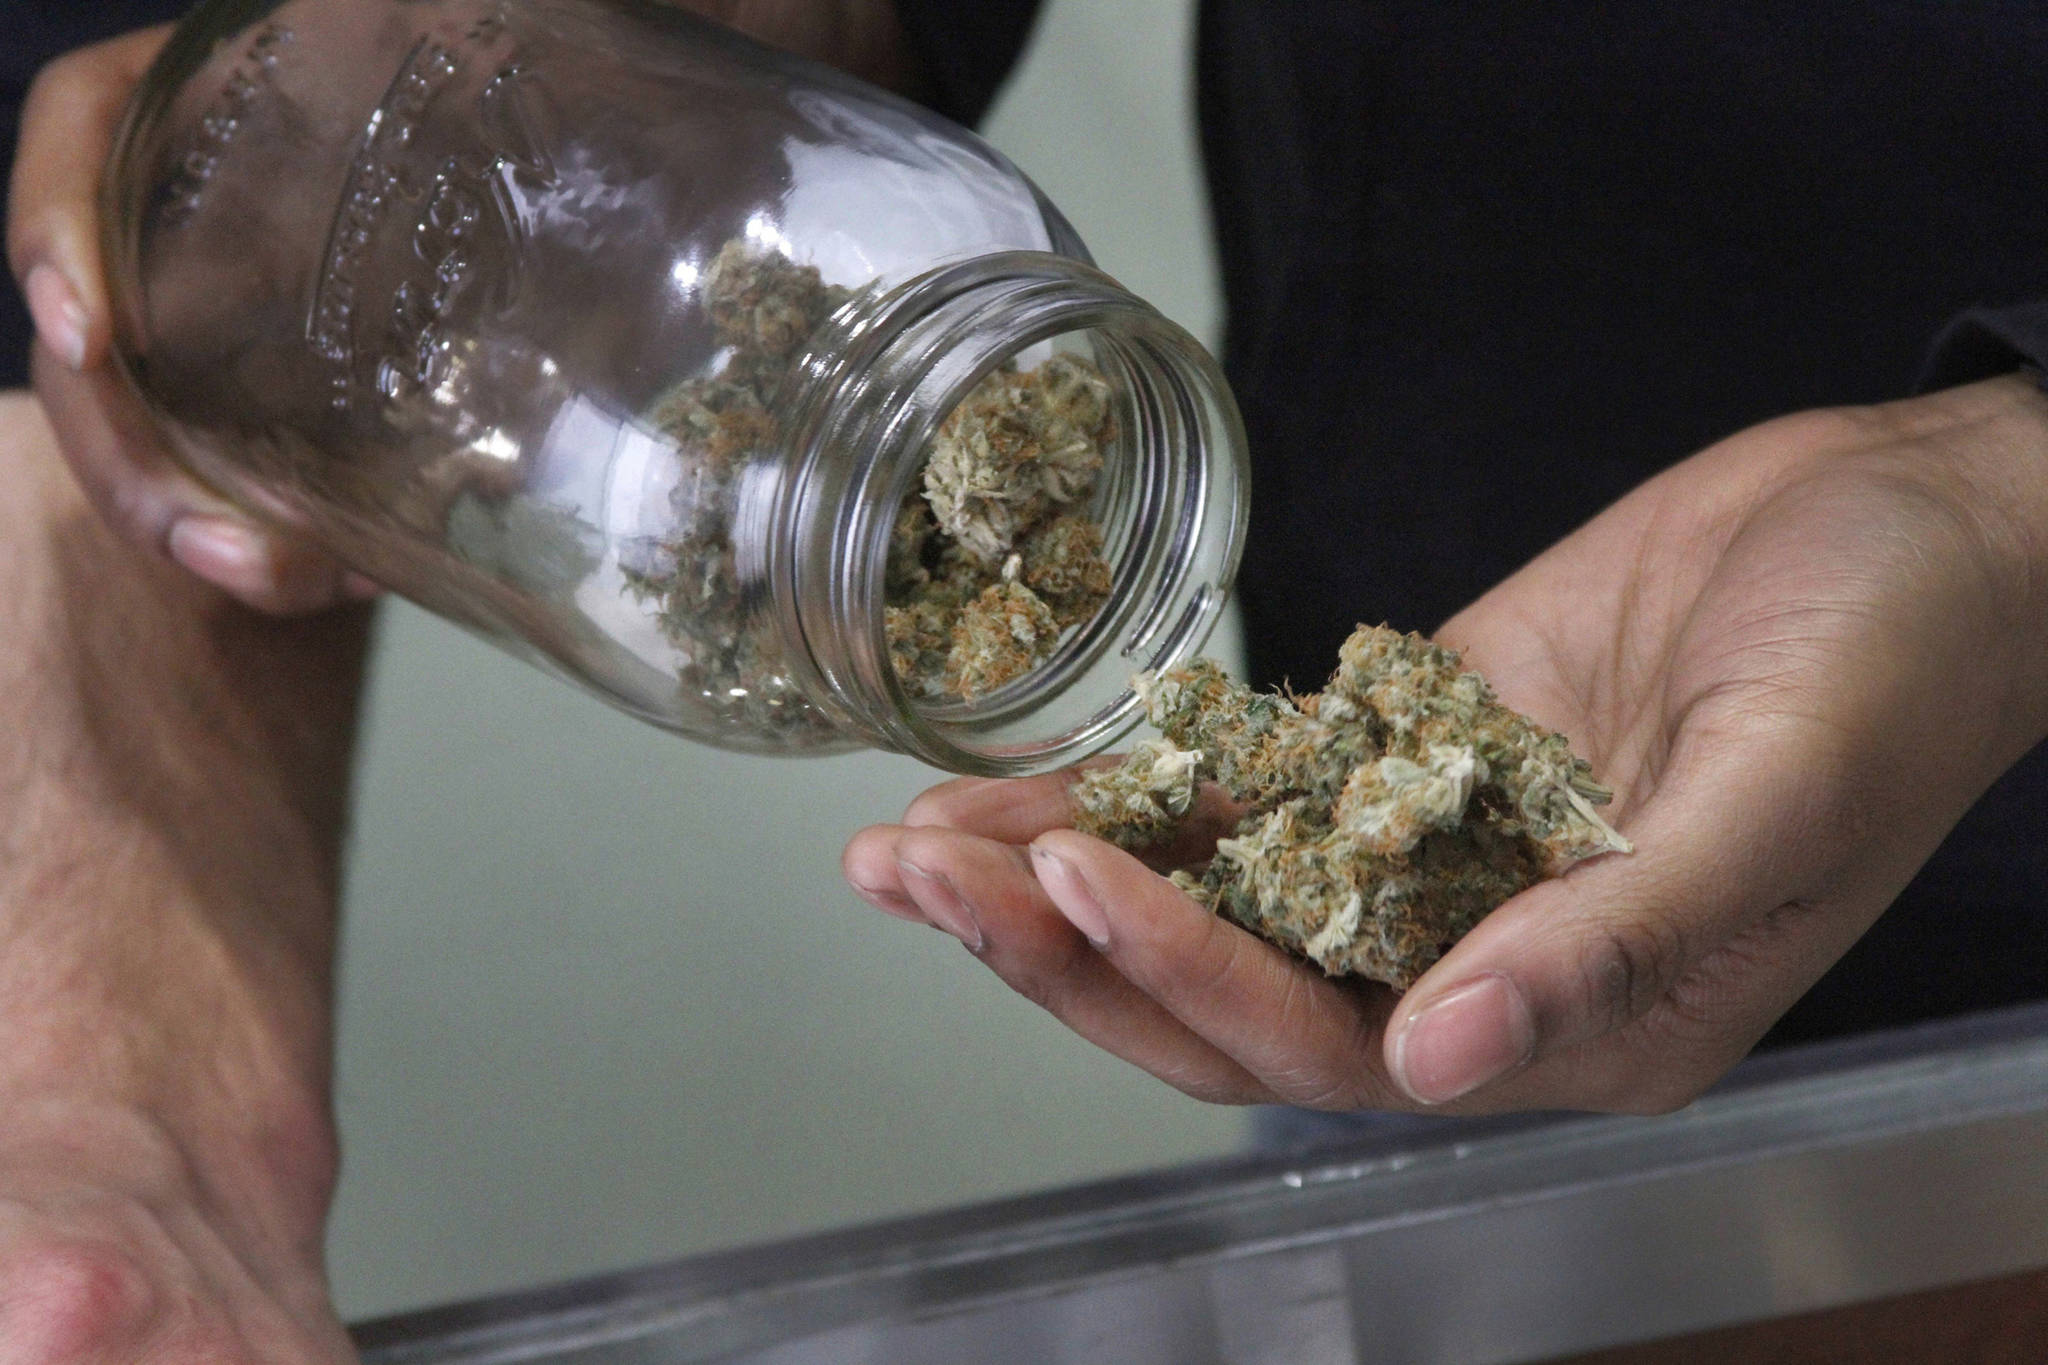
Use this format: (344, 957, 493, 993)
(104, 0, 1248, 774)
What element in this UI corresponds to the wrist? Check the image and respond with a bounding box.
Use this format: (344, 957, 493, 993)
(0, 1085, 337, 1252)
(1884, 373, 2048, 746)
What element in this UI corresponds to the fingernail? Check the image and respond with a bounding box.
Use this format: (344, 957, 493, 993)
(24, 264, 88, 370)
(1390, 974, 1536, 1106)
(852, 882, 925, 925)
(167, 515, 266, 589)
(897, 861, 983, 952)
(1031, 845, 1109, 948)
(342, 571, 384, 601)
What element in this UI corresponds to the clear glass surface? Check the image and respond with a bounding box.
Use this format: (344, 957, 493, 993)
(352, 1004, 2048, 1363)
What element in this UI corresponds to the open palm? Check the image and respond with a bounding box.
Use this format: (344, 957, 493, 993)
(843, 376, 2048, 1114)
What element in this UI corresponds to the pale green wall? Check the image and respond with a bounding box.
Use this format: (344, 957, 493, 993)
(326, 0, 1243, 1320)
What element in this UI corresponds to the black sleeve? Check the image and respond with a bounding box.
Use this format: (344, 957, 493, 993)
(1921, 301, 2048, 394)
(891, 0, 1046, 127)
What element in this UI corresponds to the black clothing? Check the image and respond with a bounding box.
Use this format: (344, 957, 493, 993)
(901, 0, 2048, 1044)
(1928, 303, 2048, 393)
(9, 4, 2048, 1044)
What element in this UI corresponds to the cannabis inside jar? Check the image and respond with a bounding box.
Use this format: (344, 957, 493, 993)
(635, 246, 1118, 711)
(619, 242, 1121, 736)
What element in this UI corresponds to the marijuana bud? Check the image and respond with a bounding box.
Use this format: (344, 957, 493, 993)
(942, 569, 1063, 699)
(1071, 625, 1632, 989)
(1071, 739, 1206, 849)
(884, 355, 1118, 701)
(1018, 514, 1115, 627)
(633, 241, 1121, 726)
(1327, 627, 1629, 861)
(921, 358, 1111, 565)
(636, 243, 856, 743)
(703, 240, 852, 379)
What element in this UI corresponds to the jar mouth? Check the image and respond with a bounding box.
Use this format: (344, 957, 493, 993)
(771, 253, 1249, 777)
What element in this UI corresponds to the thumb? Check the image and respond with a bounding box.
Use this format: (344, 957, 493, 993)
(1382, 720, 1878, 1112)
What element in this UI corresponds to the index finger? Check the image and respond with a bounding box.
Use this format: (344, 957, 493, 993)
(905, 767, 1245, 871)
(1031, 829, 1410, 1111)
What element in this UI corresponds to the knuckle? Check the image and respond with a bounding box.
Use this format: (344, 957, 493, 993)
(1153, 1058, 1263, 1107)
(983, 925, 1094, 1017)
(901, 786, 967, 830)
(1574, 1002, 1757, 1116)
(22, 34, 134, 114)
(1171, 917, 1251, 1005)
(1275, 1069, 1377, 1113)
(990, 953, 1063, 1013)
(1752, 403, 1891, 458)
(16, 58, 71, 132)
(96, 480, 177, 559)
(1260, 979, 1383, 1112)
(1578, 913, 1687, 1036)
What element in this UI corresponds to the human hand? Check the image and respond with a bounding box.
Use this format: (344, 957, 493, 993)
(844, 374, 2048, 1115)
(7, 28, 372, 615)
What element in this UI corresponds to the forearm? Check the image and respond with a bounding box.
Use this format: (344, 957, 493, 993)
(0, 392, 370, 1230)
(680, 0, 926, 94)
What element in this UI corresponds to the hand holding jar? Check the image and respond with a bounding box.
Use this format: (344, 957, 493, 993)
(9, 24, 369, 613)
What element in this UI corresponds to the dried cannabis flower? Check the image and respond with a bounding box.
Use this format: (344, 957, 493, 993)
(702, 239, 853, 391)
(1019, 514, 1115, 627)
(626, 242, 854, 743)
(943, 567, 1064, 699)
(1069, 739, 1204, 850)
(625, 239, 1122, 737)
(1072, 625, 1631, 989)
(922, 355, 1110, 563)
(885, 354, 1119, 700)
